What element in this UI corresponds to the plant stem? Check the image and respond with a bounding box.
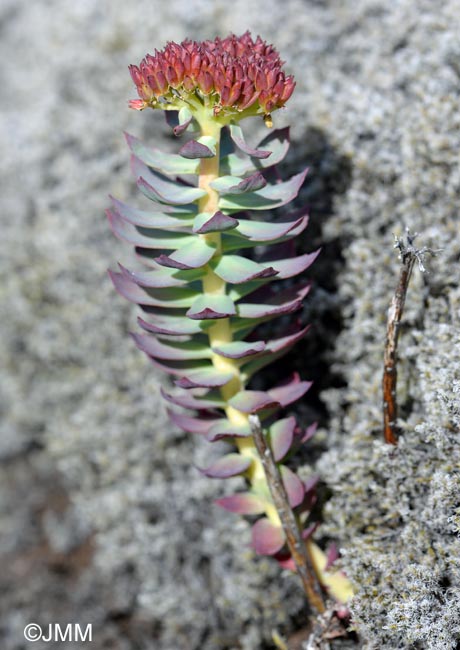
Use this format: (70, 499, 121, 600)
(197, 116, 279, 517)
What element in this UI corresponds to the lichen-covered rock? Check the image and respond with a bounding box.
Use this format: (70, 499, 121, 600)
(1, 0, 459, 648)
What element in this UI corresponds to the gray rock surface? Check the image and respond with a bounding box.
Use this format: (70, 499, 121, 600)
(1, 1, 459, 649)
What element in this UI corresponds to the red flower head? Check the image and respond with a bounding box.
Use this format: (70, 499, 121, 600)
(128, 32, 295, 123)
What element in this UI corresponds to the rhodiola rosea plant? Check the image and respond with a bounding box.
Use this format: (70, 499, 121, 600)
(108, 32, 352, 614)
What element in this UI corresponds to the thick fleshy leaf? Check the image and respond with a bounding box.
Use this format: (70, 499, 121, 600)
(211, 172, 267, 195)
(186, 294, 236, 320)
(267, 250, 321, 279)
(107, 209, 193, 249)
(301, 422, 318, 443)
(251, 518, 285, 555)
(236, 282, 311, 320)
(264, 327, 310, 354)
(109, 196, 195, 228)
(133, 157, 206, 205)
(233, 215, 308, 242)
(268, 374, 313, 407)
(211, 255, 278, 284)
(193, 211, 239, 234)
(325, 543, 340, 571)
(109, 271, 198, 308)
(212, 340, 265, 359)
(125, 132, 199, 175)
(118, 263, 203, 289)
(165, 107, 194, 135)
(175, 367, 234, 389)
(215, 493, 266, 515)
(229, 124, 271, 158)
(167, 409, 220, 435)
(179, 135, 216, 159)
(131, 333, 211, 361)
(138, 314, 211, 337)
(155, 237, 216, 270)
(236, 296, 303, 320)
(228, 391, 280, 414)
(200, 454, 251, 478)
(269, 417, 296, 461)
(206, 419, 252, 442)
(220, 127, 290, 176)
(280, 466, 305, 508)
(161, 387, 224, 410)
(219, 169, 308, 211)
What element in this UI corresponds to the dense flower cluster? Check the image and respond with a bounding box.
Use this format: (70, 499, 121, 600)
(128, 32, 295, 118)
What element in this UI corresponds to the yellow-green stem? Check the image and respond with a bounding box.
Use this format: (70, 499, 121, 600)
(196, 115, 280, 525)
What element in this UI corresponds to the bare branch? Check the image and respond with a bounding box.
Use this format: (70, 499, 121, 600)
(382, 228, 438, 445)
(248, 414, 326, 614)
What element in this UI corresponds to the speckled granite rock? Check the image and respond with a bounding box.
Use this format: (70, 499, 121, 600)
(1, 1, 459, 649)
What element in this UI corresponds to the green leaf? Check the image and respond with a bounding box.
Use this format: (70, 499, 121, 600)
(156, 237, 216, 269)
(186, 294, 236, 319)
(211, 255, 278, 284)
(108, 210, 194, 248)
(138, 314, 212, 336)
(220, 127, 290, 177)
(133, 157, 206, 205)
(212, 339, 265, 359)
(132, 333, 211, 361)
(125, 133, 199, 175)
(218, 170, 308, 212)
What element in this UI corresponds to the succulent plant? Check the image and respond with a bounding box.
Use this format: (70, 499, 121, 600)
(108, 32, 352, 608)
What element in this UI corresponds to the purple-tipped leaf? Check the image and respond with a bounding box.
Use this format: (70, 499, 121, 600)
(221, 127, 290, 176)
(125, 132, 199, 175)
(200, 454, 251, 478)
(175, 367, 234, 389)
(264, 326, 310, 354)
(109, 271, 198, 308)
(211, 172, 267, 195)
(229, 124, 271, 158)
(236, 297, 302, 320)
(131, 333, 210, 361)
(206, 419, 252, 442)
(118, 263, 202, 289)
(155, 238, 216, 270)
(138, 315, 210, 337)
(186, 294, 236, 320)
(161, 387, 224, 410)
(193, 211, 239, 234)
(219, 169, 308, 212)
(212, 255, 278, 284)
(251, 518, 286, 555)
(267, 374, 313, 407)
(109, 196, 195, 227)
(167, 409, 220, 435)
(107, 209, 193, 249)
(280, 466, 305, 508)
(267, 250, 321, 279)
(325, 543, 340, 571)
(233, 215, 308, 242)
(133, 157, 206, 205)
(212, 340, 266, 359)
(215, 493, 267, 515)
(179, 136, 216, 159)
(269, 417, 296, 461)
(165, 107, 194, 136)
(301, 422, 318, 443)
(228, 390, 280, 414)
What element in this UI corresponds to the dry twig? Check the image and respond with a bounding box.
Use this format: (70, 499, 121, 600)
(248, 414, 326, 614)
(383, 228, 437, 444)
